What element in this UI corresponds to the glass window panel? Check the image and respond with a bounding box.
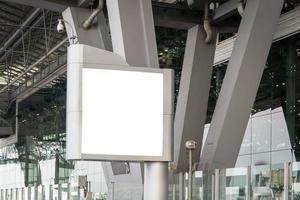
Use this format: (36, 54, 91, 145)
(252, 112, 271, 154)
(239, 119, 252, 155)
(270, 163, 284, 199)
(272, 109, 291, 151)
(252, 152, 270, 167)
(252, 165, 272, 199)
(193, 171, 203, 200)
(236, 155, 251, 168)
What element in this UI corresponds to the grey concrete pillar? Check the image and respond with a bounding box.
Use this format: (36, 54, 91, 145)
(200, 0, 284, 170)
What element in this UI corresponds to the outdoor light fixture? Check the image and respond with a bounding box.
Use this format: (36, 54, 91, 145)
(66, 44, 174, 162)
(56, 19, 65, 33)
(57, 19, 77, 44)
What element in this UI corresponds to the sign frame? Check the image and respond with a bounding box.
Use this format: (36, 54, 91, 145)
(66, 44, 174, 162)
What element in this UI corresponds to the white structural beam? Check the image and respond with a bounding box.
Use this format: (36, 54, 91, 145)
(105, 1, 161, 199)
(199, 0, 284, 170)
(174, 25, 216, 172)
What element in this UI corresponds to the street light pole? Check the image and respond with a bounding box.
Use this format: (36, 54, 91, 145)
(185, 140, 197, 200)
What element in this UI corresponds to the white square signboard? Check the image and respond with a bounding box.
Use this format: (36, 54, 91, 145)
(66, 44, 174, 161)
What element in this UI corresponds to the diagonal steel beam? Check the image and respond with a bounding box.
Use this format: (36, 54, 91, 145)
(0, 8, 41, 55)
(2, 0, 70, 12)
(199, 0, 284, 171)
(174, 25, 216, 172)
(0, 11, 48, 63)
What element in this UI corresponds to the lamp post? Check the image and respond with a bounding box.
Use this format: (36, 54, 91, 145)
(185, 140, 197, 200)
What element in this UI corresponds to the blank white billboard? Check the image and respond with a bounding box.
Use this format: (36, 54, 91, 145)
(81, 68, 164, 157)
(66, 44, 173, 161)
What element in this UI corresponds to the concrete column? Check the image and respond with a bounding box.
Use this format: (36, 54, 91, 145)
(200, 0, 284, 170)
(178, 172, 184, 200)
(106, 0, 159, 68)
(144, 162, 168, 200)
(174, 25, 216, 172)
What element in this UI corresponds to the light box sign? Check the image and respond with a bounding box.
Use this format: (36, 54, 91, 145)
(67, 44, 174, 162)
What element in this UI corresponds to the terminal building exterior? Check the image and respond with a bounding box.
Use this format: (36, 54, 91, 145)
(0, 0, 300, 199)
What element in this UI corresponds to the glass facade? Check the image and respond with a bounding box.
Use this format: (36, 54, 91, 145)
(0, 76, 107, 197)
(205, 34, 300, 167)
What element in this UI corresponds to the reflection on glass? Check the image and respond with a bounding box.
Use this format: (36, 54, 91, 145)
(193, 171, 203, 200)
(61, 184, 69, 200)
(24, 188, 28, 200)
(37, 186, 43, 200)
(252, 165, 272, 199)
(44, 186, 51, 200)
(52, 185, 60, 200)
(69, 184, 79, 200)
(292, 162, 300, 199)
(270, 164, 284, 199)
(252, 111, 271, 154)
(220, 168, 247, 200)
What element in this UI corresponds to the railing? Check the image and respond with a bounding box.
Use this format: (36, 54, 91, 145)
(3, 162, 300, 200)
(11, 53, 67, 102)
(167, 162, 300, 200)
(0, 183, 107, 200)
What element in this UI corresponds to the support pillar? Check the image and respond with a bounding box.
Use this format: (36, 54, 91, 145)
(214, 169, 220, 200)
(284, 162, 291, 200)
(174, 24, 216, 172)
(246, 166, 251, 200)
(106, 1, 161, 199)
(200, 0, 284, 170)
(106, 0, 159, 68)
(178, 172, 184, 200)
(144, 162, 168, 200)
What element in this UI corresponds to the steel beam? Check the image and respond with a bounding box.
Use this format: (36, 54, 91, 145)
(174, 25, 216, 172)
(199, 0, 284, 171)
(152, 2, 201, 30)
(12, 62, 66, 102)
(0, 8, 40, 55)
(107, 0, 159, 68)
(0, 10, 48, 63)
(0, 8, 41, 61)
(2, 0, 70, 12)
(0, 38, 68, 94)
(212, 0, 240, 24)
(3, 0, 202, 30)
